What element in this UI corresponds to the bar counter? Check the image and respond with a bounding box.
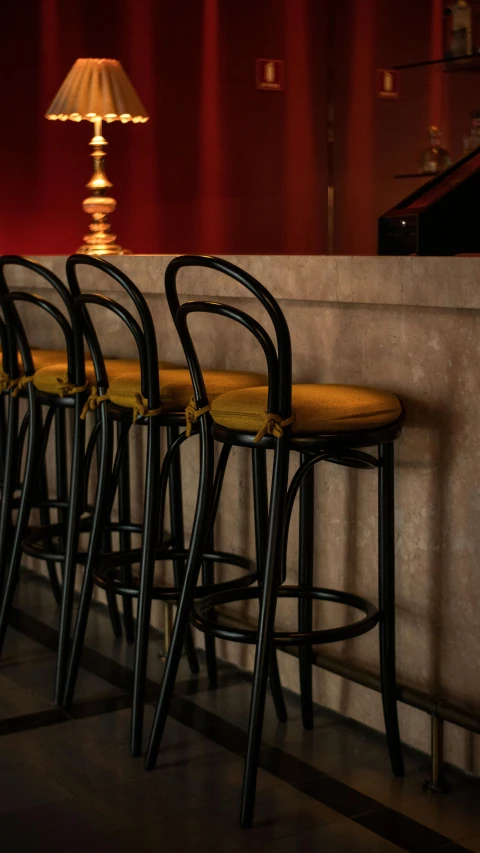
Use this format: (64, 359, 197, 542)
(12, 254, 480, 775)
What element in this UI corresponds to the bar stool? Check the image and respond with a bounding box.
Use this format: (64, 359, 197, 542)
(0, 255, 164, 696)
(0, 256, 82, 645)
(60, 254, 286, 757)
(0, 313, 69, 605)
(145, 254, 405, 827)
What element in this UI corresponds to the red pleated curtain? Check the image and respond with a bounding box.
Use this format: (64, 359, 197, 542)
(0, 0, 328, 256)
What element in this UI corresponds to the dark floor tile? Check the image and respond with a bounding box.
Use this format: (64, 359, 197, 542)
(1, 717, 116, 763)
(0, 682, 52, 718)
(452, 834, 480, 853)
(0, 705, 67, 737)
(274, 816, 406, 852)
(0, 738, 30, 772)
(272, 718, 425, 781)
(0, 627, 48, 660)
(83, 704, 228, 763)
(0, 672, 21, 691)
(161, 750, 282, 805)
(0, 764, 71, 815)
(259, 743, 322, 785)
(357, 806, 457, 852)
(0, 796, 134, 853)
(38, 742, 147, 795)
(78, 771, 203, 828)
(391, 781, 480, 843)
(189, 681, 333, 744)
(215, 783, 341, 843)
(439, 846, 480, 853)
(4, 656, 123, 703)
(296, 771, 382, 817)
(80, 703, 155, 747)
(128, 805, 279, 853)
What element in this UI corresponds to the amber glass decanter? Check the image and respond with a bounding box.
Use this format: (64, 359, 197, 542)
(418, 126, 452, 174)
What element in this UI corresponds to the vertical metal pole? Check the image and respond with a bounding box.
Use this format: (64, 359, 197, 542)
(163, 601, 174, 655)
(425, 715, 448, 793)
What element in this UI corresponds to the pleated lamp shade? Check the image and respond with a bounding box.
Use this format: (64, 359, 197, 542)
(45, 57, 149, 123)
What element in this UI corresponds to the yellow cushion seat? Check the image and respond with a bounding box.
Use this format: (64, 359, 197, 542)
(107, 367, 267, 411)
(1, 349, 68, 392)
(29, 359, 180, 397)
(31, 360, 265, 413)
(29, 349, 68, 371)
(210, 384, 402, 436)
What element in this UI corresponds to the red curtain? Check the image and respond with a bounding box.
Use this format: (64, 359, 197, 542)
(0, 0, 328, 256)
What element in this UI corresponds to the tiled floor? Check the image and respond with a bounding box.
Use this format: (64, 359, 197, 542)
(0, 572, 479, 852)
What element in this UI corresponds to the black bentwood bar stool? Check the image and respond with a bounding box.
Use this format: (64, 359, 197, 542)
(0, 259, 77, 616)
(0, 255, 130, 693)
(146, 255, 405, 827)
(60, 254, 285, 756)
(0, 257, 83, 651)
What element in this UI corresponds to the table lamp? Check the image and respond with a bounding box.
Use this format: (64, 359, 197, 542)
(45, 58, 149, 255)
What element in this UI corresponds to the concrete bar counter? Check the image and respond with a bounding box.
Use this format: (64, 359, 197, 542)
(10, 254, 480, 777)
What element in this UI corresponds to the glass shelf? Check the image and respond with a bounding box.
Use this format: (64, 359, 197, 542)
(394, 173, 435, 179)
(394, 53, 480, 71)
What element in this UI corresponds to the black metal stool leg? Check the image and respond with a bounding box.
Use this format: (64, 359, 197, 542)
(378, 441, 404, 777)
(38, 459, 62, 606)
(117, 420, 135, 644)
(241, 442, 290, 828)
(62, 405, 114, 708)
(131, 417, 162, 756)
(55, 402, 86, 704)
(0, 393, 6, 487)
(145, 422, 215, 769)
(298, 454, 314, 730)
(34, 405, 62, 606)
(201, 439, 217, 685)
(99, 415, 122, 639)
(0, 394, 19, 600)
(252, 447, 287, 723)
(167, 424, 199, 674)
(0, 389, 40, 653)
(54, 405, 68, 569)
(202, 535, 217, 685)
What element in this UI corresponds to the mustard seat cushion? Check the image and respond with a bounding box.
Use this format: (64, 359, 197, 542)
(0, 347, 65, 370)
(29, 349, 68, 371)
(107, 367, 267, 411)
(1, 349, 67, 391)
(31, 359, 179, 397)
(210, 384, 402, 435)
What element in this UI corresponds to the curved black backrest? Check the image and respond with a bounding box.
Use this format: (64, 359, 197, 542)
(0, 256, 76, 381)
(66, 254, 160, 407)
(164, 255, 292, 419)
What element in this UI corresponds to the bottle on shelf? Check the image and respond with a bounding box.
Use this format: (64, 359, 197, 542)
(463, 109, 480, 154)
(418, 126, 452, 174)
(473, 1, 480, 51)
(443, 1, 473, 57)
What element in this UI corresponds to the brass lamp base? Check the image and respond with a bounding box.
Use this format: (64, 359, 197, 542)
(78, 119, 131, 256)
(77, 239, 131, 256)
(77, 244, 131, 256)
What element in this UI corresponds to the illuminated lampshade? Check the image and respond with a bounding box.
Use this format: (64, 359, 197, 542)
(45, 58, 149, 255)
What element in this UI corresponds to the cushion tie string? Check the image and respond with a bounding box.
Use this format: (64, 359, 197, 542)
(0, 369, 18, 393)
(253, 412, 294, 443)
(132, 393, 162, 424)
(80, 386, 109, 420)
(12, 374, 35, 398)
(54, 374, 89, 399)
(185, 397, 211, 437)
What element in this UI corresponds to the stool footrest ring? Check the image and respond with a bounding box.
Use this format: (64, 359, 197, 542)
(21, 520, 170, 563)
(191, 585, 380, 646)
(94, 547, 258, 599)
